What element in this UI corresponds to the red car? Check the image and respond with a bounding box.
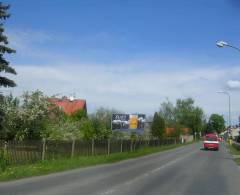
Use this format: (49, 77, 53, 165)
(203, 134, 219, 150)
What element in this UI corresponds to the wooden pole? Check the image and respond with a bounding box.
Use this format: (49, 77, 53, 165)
(91, 139, 94, 156)
(71, 139, 75, 158)
(107, 139, 110, 155)
(42, 138, 46, 161)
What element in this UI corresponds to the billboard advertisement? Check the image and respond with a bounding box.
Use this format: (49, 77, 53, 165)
(111, 114, 146, 131)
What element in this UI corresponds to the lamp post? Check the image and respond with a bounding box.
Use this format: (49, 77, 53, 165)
(216, 40, 240, 52)
(217, 91, 231, 135)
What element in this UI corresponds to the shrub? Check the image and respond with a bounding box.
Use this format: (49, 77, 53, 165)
(0, 149, 8, 172)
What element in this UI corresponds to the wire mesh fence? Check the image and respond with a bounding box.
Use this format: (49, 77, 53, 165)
(0, 138, 179, 166)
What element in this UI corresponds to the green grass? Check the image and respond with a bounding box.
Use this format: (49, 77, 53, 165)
(227, 142, 240, 165)
(0, 143, 192, 182)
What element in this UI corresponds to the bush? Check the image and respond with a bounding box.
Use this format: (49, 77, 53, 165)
(0, 149, 8, 172)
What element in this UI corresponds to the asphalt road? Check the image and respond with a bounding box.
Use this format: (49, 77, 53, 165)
(1, 142, 240, 195)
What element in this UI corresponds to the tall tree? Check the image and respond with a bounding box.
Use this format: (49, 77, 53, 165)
(206, 114, 225, 134)
(0, 3, 16, 88)
(151, 112, 165, 139)
(159, 99, 176, 126)
(175, 98, 204, 134)
(0, 94, 20, 140)
(0, 3, 16, 139)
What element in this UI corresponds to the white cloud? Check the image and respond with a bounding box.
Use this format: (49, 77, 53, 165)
(227, 80, 240, 90)
(8, 29, 53, 47)
(5, 29, 240, 124)
(6, 28, 66, 60)
(6, 62, 239, 123)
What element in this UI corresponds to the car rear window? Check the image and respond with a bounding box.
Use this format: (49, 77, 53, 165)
(206, 137, 218, 141)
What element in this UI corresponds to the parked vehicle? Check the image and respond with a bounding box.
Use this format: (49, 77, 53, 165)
(203, 133, 219, 151)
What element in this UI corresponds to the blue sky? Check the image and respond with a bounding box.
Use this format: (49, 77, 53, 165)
(2, 0, 240, 124)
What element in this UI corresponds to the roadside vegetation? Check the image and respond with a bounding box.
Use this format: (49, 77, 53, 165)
(227, 142, 240, 165)
(0, 142, 192, 181)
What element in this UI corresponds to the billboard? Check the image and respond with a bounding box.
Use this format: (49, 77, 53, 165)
(111, 114, 146, 131)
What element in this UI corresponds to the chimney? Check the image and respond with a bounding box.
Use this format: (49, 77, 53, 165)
(69, 96, 74, 102)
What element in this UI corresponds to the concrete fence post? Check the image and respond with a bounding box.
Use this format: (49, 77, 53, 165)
(107, 139, 110, 155)
(120, 139, 123, 153)
(4, 141, 7, 151)
(71, 138, 75, 158)
(42, 138, 46, 161)
(91, 139, 94, 156)
(130, 139, 133, 152)
(3, 141, 7, 156)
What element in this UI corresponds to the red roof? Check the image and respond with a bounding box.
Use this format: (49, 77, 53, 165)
(48, 98, 87, 115)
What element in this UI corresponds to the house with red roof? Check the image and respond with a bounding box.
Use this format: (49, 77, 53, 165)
(48, 96, 87, 115)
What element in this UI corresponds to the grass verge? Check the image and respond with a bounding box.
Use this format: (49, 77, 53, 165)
(227, 142, 240, 165)
(0, 142, 192, 182)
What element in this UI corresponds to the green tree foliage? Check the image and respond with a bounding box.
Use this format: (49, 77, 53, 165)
(87, 107, 121, 139)
(0, 94, 20, 139)
(159, 98, 205, 136)
(0, 3, 16, 135)
(0, 91, 53, 140)
(174, 98, 204, 135)
(159, 99, 175, 126)
(130, 131, 137, 140)
(151, 112, 165, 139)
(94, 107, 121, 130)
(17, 90, 51, 140)
(0, 95, 3, 132)
(0, 3, 16, 88)
(175, 98, 194, 127)
(112, 130, 124, 139)
(47, 119, 82, 140)
(206, 114, 225, 134)
(69, 109, 87, 122)
(79, 118, 94, 140)
(90, 116, 112, 139)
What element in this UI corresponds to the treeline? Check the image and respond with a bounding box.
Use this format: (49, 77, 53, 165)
(0, 90, 124, 140)
(0, 91, 226, 141)
(151, 98, 226, 138)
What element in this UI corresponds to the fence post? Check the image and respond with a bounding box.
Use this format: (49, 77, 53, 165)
(107, 139, 110, 155)
(174, 138, 177, 145)
(120, 139, 123, 153)
(4, 141, 7, 151)
(91, 139, 94, 156)
(71, 138, 75, 158)
(3, 141, 7, 158)
(42, 138, 46, 161)
(130, 139, 133, 152)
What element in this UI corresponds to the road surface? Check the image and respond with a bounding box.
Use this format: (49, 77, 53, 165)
(1, 142, 240, 195)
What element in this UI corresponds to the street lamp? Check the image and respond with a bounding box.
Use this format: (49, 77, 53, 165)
(217, 91, 231, 134)
(216, 40, 240, 52)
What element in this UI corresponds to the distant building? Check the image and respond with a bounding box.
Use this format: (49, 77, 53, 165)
(48, 96, 87, 115)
